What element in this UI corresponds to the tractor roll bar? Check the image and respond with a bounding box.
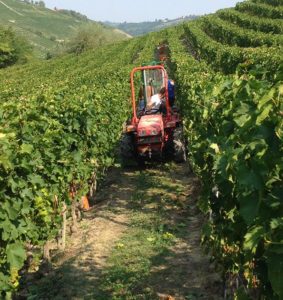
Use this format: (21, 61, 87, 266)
(130, 65, 169, 123)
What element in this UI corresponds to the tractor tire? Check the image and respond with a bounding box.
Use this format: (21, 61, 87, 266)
(165, 127, 187, 163)
(173, 127, 187, 163)
(120, 133, 135, 167)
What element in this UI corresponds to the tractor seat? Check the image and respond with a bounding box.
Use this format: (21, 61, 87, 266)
(144, 107, 161, 115)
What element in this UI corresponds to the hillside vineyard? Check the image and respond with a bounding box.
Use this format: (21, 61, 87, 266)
(0, 0, 129, 58)
(0, 0, 282, 298)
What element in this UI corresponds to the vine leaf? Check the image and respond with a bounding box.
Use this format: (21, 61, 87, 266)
(267, 253, 283, 299)
(258, 88, 275, 110)
(239, 194, 259, 225)
(243, 226, 264, 253)
(20, 144, 34, 154)
(234, 114, 251, 127)
(256, 104, 273, 125)
(210, 143, 220, 154)
(6, 243, 26, 270)
(237, 164, 262, 190)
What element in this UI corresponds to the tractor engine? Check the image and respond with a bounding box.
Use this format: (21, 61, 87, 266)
(136, 115, 164, 158)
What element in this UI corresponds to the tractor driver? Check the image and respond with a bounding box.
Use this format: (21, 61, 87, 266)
(137, 84, 154, 116)
(168, 79, 175, 107)
(146, 87, 166, 113)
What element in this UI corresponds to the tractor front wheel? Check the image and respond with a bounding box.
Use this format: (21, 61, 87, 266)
(165, 127, 187, 163)
(120, 133, 135, 167)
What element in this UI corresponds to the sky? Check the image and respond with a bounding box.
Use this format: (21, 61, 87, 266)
(43, 0, 242, 23)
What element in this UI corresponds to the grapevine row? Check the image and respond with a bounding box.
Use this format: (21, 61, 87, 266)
(183, 21, 282, 75)
(235, 1, 283, 19)
(0, 33, 164, 295)
(251, 0, 283, 7)
(166, 23, 283, 299)
(201, 15, 283, 47)
(217, 8, 283, 34)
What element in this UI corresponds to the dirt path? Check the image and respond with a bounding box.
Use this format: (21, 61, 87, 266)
(24, 163, 223, 300)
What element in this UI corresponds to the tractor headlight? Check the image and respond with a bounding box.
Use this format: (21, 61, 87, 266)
(139, 130, 146, 136)
(150, 129, 158, 135)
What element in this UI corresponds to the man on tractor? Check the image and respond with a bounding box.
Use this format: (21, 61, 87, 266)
(146, 87, 166, 112)
(168, 79, 175, 107)
(120, 63, 186, 164)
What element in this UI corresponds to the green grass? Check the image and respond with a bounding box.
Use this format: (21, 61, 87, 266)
(95, 167, 191, 300)
(0, 0, 129, 57)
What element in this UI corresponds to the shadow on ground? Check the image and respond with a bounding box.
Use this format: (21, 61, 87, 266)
(18, 163, 223, 300)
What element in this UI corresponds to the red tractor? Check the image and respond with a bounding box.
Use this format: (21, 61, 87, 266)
(120, 62, 186, 165)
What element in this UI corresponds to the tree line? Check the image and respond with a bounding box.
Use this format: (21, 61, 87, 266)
(0, 26, 32, 68)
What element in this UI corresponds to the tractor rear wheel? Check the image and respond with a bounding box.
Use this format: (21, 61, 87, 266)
(165, 127, 187, 163)
(120, 133, 135, 167)
(173, 127, 187, 163)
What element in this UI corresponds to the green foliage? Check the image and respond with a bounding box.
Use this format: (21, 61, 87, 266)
(183, 20, 282, 75)
(58, 9, 88, 21)
(236, 1, 283, 19)
(201, 16, 283, 47)
(66, 24, 128, 55)
(0, 31, 165, 296)
(166, 17, 283, 299)
(0, 26, 32, 68)
(0, 0, 282, 298)
(0, 0, 128, 58)
(251, 0, 283, 6)
(217, 8, 283, 34)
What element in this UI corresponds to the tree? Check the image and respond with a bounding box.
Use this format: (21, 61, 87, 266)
(0, 26, 33, 68)
(38, 1, 45, 8)
(66, 24, 107, 55)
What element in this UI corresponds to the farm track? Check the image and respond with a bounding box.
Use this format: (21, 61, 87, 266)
(23, 163, 223, 300)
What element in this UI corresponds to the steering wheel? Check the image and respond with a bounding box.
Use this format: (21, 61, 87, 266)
(144, 107, 160, 115)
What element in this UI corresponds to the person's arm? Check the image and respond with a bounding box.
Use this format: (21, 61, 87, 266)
(146, 97, 153, 109)
(147, 102, 155, 110)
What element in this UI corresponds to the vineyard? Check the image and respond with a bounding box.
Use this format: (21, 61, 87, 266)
(0, 0, 282, 299)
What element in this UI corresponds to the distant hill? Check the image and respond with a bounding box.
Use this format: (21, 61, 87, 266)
(0, 0, 130, 58)
(105, 16, 199, 36)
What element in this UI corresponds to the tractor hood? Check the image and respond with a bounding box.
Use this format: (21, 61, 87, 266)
(137, 115, 164, 136)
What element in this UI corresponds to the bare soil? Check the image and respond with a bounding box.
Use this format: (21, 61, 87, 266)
(21, 163, 223, 300)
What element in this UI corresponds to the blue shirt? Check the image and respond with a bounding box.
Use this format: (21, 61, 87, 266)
(168, 79, 175, 100)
